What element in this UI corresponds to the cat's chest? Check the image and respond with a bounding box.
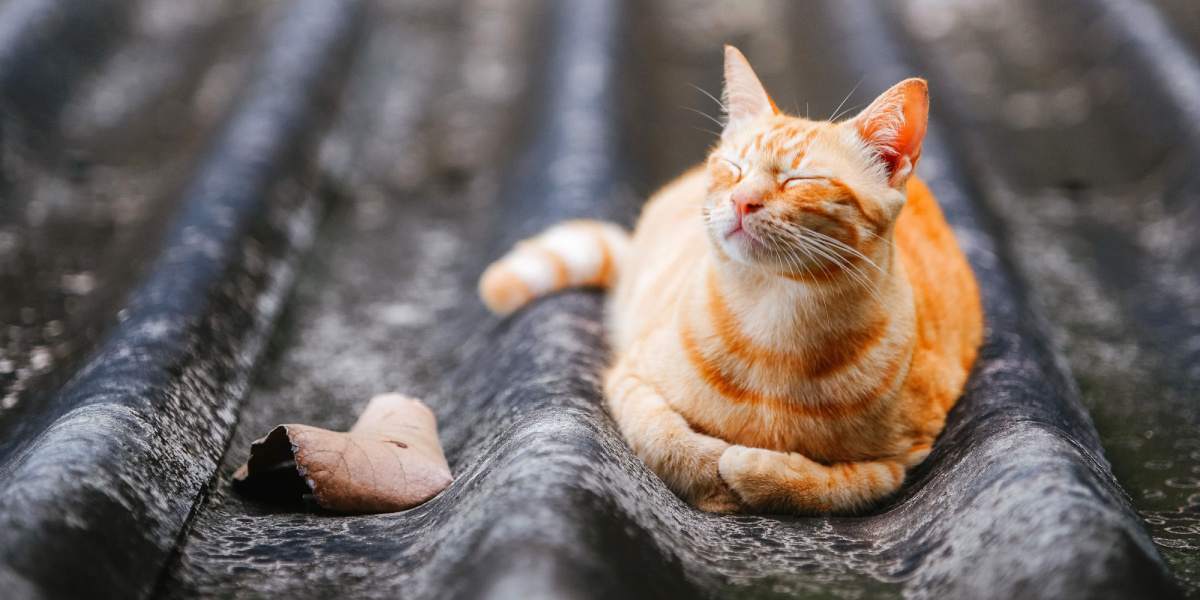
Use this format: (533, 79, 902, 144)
(678, 379, 906, 461)
(633, 323, 910, 461)
(703, 398, 905, 461)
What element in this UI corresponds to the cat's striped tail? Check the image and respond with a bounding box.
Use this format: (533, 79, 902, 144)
(479, 219, 630, 316)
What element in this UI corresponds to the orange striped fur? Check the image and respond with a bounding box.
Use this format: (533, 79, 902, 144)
(479, 46, 982, 514)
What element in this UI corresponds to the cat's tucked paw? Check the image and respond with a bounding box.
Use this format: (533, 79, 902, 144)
(719, 445, 816, 512)
(719, 445, 774, 479)
(693, 486, 743, 514)
(686, 435, 743, 513)
(717, 445, 774, 506)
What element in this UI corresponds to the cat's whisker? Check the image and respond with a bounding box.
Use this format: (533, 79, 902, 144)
(829, 102, 867, 124)
(680, 105, 725, 128)
(769, 235, 811, 280)
(761, 223, 842, 313)
(795, 225, 886, 276)
(803, 234, 875, 275)
(768, 225, 889, 307)
(858, 226, 891, 246)
(829, 76, 864, 122)
(762, 232, 829, 317)
(688, 83, 728, 113)
(794, 252, 834, 315)
(789, 239, 840, 314)
(796, 233, 879, 290)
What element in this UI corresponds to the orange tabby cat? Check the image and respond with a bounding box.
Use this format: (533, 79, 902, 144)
(479, 46, 982, 514)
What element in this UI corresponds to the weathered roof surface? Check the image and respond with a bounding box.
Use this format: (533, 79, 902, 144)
(0, 0, 1195, 598)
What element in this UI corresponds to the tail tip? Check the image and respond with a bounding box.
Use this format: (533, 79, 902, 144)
(479, 264, 531, 316)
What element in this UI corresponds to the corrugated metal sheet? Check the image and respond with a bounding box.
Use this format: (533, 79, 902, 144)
(0, 0, 1195, 597)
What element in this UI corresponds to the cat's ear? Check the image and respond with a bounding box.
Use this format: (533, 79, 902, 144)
(723, 45, 777, 128)
(850, 78, 928, 188)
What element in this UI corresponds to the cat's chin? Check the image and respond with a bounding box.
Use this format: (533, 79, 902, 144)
(716, 230, 763, 266)
(718, 237, 815, 275)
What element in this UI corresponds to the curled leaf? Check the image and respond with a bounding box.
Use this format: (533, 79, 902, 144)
(233, 394, 452, 513)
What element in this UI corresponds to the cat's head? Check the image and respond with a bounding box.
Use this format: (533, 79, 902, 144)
(704, 46, 928, 278)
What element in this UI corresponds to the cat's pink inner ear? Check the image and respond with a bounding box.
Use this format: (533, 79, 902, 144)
(723, 45, 777, 126)
(852, 78, 929, 186)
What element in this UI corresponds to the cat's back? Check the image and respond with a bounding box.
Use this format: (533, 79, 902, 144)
(608, 166, 709, 351)
(894, 177, 983, 415)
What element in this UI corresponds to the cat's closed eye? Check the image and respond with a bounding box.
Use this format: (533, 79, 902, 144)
(782, 176, 826, 189)
(716, 157, 743, 181)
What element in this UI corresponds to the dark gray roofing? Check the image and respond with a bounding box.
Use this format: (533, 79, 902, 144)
(0, 0, 1194, 598)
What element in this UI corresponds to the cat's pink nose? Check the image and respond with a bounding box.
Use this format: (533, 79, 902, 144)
(733, 193, 764, 218)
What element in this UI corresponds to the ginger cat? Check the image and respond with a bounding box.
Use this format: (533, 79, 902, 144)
(479, 46, 982, 514)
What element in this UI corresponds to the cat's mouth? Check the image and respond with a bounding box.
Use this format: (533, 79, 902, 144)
(709, 206, 767, 262)
(721, 221, 768, 263)
(724, 220, 761, 245)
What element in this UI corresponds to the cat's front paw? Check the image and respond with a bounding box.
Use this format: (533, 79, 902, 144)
(718, 445, 805, 512)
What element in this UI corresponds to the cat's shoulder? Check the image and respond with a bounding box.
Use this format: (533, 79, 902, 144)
(652, 164, 708, 202)
(641, 164, 708, 219)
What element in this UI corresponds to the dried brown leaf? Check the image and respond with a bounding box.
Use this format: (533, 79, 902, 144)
(233, 394, 452, 513)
